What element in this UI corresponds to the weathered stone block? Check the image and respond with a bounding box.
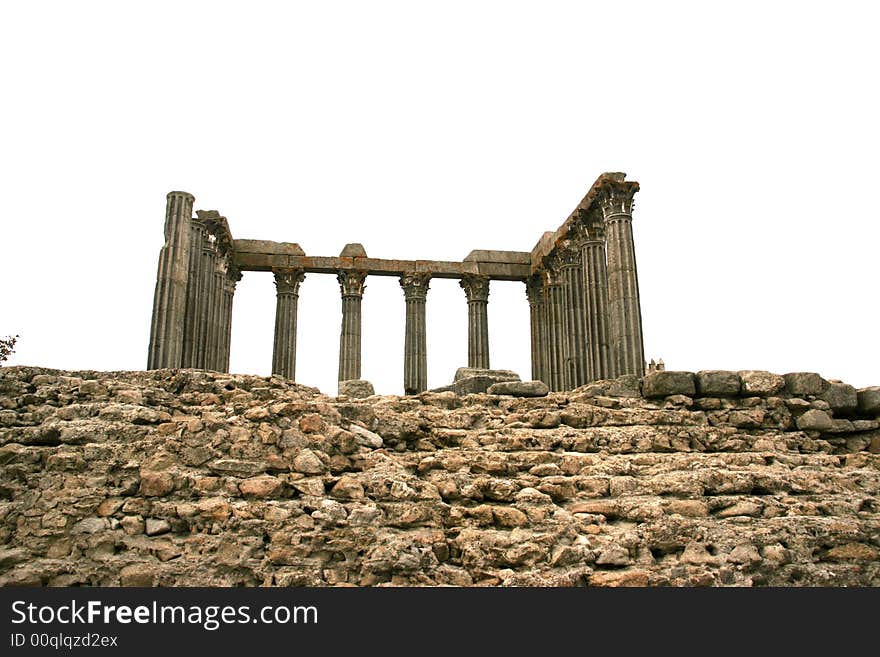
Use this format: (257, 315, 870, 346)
(338, 380, 375, 399)
(487, 380, 549, 397)
(696, 371, 741, 397)
(795, 409, 834, 431)
(857, 387, 880, 416)
(819, 383, 858, 415)
(738, 370, 785, 396)
(453, 368, 520, 383)
(642, 371, 695, 398)
(783, 372, 829, 397)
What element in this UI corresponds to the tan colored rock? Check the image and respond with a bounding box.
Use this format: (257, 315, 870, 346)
(239, 475, 283, 498)
(139, 471, 174, 496)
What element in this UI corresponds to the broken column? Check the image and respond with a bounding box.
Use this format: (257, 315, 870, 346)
(337, 270, 367, 382)
(460, 274, 490, 369)
(602, 180, 645, 378)
(271, 268, 305, 380)
(148, 191, 194, 370)
(400, 272, 431, 395)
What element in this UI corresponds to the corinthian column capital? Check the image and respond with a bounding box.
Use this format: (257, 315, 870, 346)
(600, 180, 640, 219)
(274, 268, 305, 296)
(400, 272, 431, 301)
(337, 270, 367, 298)
(460, 274, 490, 303)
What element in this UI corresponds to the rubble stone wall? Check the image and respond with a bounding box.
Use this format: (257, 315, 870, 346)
(1, 366, 878, 587)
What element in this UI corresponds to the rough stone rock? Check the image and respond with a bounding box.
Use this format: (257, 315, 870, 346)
(338, 380, 375, 399)
(819, 383, 858, 415)
(642, 371, 696, 398)
(796, 409, 834, 431)
(738, 370, 785, 396)
(487, 380, 549, 397)
(454, 368, 520, 383)
(784, 372, 829, 397)
(695, 371, 741, 397)
(857, 387, 880, 416)
(2, 365, 880, 588)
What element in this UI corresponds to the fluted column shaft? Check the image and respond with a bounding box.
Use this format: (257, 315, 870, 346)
(460, 274, 490, 369)
(543, 269, 565, 391)
(559, 244, 587, 388)
(272, 269, 305, 379)
(400, 272, 430, 394)
(181, 217, 205, 368)
(148, 191, 194, 369)
(195, 238, 216, 369)
(526, 275, 546, 384)
(602, 182, 645, 378)
(338, 271, 367, 382)
(221, 267, 240, 373)
(581, 236, 611, 381)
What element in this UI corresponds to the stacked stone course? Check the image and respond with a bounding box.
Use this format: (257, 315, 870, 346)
(1, 366, 878, 587)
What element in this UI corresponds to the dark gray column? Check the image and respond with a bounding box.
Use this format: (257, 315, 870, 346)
(221, 265, 241, 373)
(194, 236, 216, 369)
(338, 270, 367, 382)
(602, 181, 645, 378)
(580, 217, 612, 381)
(181, 215, 205, 368)
(400, 272, 430, 395)
(271, 269, 305, 380)
(207, 256, 227, 371)
(543, 265, 565, 391)
(459, 274, 490, 369)
(526, 274, 546, 384)
(148, 191, 194, 369)
(559, 242, 587, 388)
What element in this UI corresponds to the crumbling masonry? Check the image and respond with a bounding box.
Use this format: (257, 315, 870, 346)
(147, 172, 645, 392)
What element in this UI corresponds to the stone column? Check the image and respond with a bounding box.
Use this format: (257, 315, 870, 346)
(181, 214, 206, 368)
(221, 265, 241, 373)
(580, 217, 612, 381)
(337, 270, 367, 382)
(459, 274, 490, 369)
(526, 274, 547, 384)
(400, 272, 430, 395)
(148, 191, 194, 370)
(208, 255, 227, 371)
(542, 266, 566, 391)
(559, 241, 587, 388)
(195, 235, 216, 369)
(271, 268, 305, 380)
(601, 180, 645, 378)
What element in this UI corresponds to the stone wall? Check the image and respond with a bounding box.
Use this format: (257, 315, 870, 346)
(1, 366, 878, 587)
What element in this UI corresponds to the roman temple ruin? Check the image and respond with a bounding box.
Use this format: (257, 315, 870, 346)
(146, 172, 645, 393)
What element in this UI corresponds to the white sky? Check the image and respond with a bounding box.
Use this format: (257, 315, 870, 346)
(2, 2, 878, 393)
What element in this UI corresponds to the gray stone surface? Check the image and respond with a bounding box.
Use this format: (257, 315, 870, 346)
(819, 382, 858, 415)
(487, 380, 550, 397)
(453, 368, 520, 383)
(784, 372, 829, 397)
(858, 387, 880, 416)
(739, 370, 785, 396)
(642, 371, 696, 398)
(796, 408, 834, 431)
(339, 243, 368, 258)
(338, 380, 375, 399)
(696, 370, 741, 397)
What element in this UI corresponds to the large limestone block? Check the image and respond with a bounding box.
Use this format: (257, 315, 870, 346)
(738, 371, 785, 396)
(695, 371, 741, 397)
(857, 387, 880, 416)
(819, 382, 858, 415)
(487, 381, 549, 397)
(783, 372, 829, 397)
(338, 380, 375, 399)
(642, 371, 695, 398)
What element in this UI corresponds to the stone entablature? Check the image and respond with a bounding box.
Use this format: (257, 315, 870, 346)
(147, 172, 646, 393)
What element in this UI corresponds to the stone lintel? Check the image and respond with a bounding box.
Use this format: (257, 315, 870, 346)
(233, 246, 530, 280)
(463, 250, 531, 265)
(528, 172, 637, 272)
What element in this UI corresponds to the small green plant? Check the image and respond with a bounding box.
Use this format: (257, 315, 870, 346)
(0, 335, 18, 366)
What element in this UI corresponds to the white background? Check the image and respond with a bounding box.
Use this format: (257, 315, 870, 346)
(2, 1, 878, 394)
